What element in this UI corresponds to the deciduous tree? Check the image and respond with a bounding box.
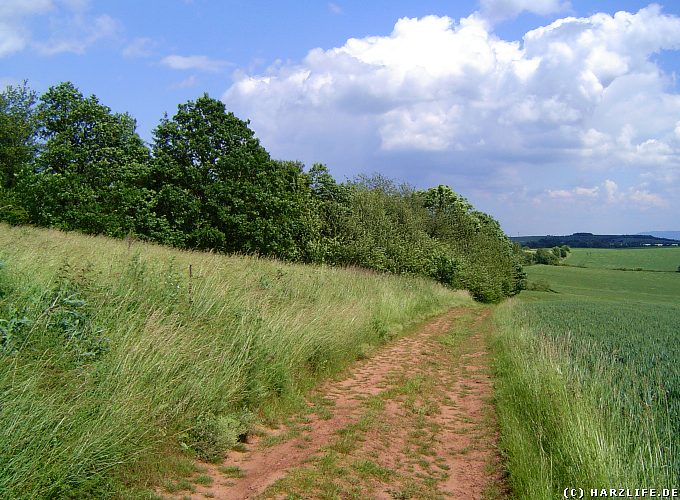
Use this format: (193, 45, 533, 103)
(21, 82, 152, 236)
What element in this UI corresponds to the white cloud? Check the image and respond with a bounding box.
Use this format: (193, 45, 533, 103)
(603, 179, 620, 203)
(0, 0, 53, 56)
(479, 0, 571, 23)
(34, 13, 120, 55)
(603, 179, 669, 209)
(0, 0, 119, 57)
(547, 185, 599, 199)
(628, 189, 668, 208)
(0, 22, 28, 56)
(223, 6, 680, 178)
(161, 54, 229, 72)
(543, 178, 668, 210)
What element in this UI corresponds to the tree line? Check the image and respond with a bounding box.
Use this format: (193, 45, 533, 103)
(0, 81, 525, 302)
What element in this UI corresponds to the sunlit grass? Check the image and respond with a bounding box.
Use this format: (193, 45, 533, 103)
(0, 224, 470, 498)
(492, 264, 679, 499)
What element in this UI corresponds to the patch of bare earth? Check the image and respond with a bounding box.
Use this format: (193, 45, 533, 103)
(160, 307, 507, 499)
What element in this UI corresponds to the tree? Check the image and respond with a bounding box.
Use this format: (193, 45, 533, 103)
(20, 82, 152, 236)
(0, 81, 39, 189)
(0, 81, 40, 224)
(149, 94, 317, 259)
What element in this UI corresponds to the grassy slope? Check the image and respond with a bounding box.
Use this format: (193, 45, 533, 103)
(564, 247, 680, 272)
(492, 262, 679, 499)
(0, 224, 471, 499)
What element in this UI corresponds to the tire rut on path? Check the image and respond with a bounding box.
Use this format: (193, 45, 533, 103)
(161, 306, 506, 499)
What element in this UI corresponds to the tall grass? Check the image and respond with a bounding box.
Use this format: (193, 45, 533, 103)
(492, 263, 679, 499)
(0, 224, 470, 498)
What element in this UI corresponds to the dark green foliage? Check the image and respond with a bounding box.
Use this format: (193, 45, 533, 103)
(0, 81, 524, 302)
(307, 178, 524, 302)
(325, 176, 435, 275)
(0, 82, 39, 225)
(149, 94, 318, 260)
(420, 185, 524, 301)
(514, 233, 679, 248)
(0, 186, 29, 225)
(0, 81, 39, 190)
(18, 82, 153, 237)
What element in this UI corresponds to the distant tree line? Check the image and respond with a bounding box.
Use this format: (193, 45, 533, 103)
(0, 81, 525, 302)
(513, 233, 680, 248)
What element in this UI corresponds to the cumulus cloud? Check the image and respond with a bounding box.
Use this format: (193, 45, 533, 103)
(161, 54, 229, 72)
(220, 5, 680, 233)
(224, 6, 680, 183)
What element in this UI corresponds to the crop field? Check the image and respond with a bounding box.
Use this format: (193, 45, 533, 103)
(493, 262, 680, 498)
(564, 247, 680, 272)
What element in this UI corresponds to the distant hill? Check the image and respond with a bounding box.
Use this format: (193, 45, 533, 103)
(637, 231, 680, 240)
(512, 232, 680, 248)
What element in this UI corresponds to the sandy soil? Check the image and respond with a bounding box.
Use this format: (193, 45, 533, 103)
(160, 306, 506, 499)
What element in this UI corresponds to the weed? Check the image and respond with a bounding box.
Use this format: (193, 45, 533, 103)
(193, 474, 213, 486)
(352, 459, 393, 481)
(217, 466, 243, 479)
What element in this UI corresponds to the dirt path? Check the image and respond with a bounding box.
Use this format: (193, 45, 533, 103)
(160, 306, 506, 499)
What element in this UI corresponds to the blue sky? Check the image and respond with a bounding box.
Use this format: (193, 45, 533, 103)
(2, 0, 680, 235)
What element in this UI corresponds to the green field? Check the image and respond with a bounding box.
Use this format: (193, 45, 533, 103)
(564, 247, 680, 272)
(493, 263, 680, 498)
(524, 264, 680, 304)
(0, 225, 468, 499)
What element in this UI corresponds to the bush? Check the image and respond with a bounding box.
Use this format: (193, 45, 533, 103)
(535, 248, 560, 265)
(185, 411, 253, 462)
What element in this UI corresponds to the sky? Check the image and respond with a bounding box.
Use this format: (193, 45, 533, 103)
(2, 0, 680, 236)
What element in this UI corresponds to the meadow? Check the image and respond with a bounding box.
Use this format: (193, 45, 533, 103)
(493, 249, 680, 498)
(564, 246, 680, 272)
(0, 224, 469, 499)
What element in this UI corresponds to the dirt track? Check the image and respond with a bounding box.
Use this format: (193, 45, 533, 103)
(161, 306, 506, 499)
